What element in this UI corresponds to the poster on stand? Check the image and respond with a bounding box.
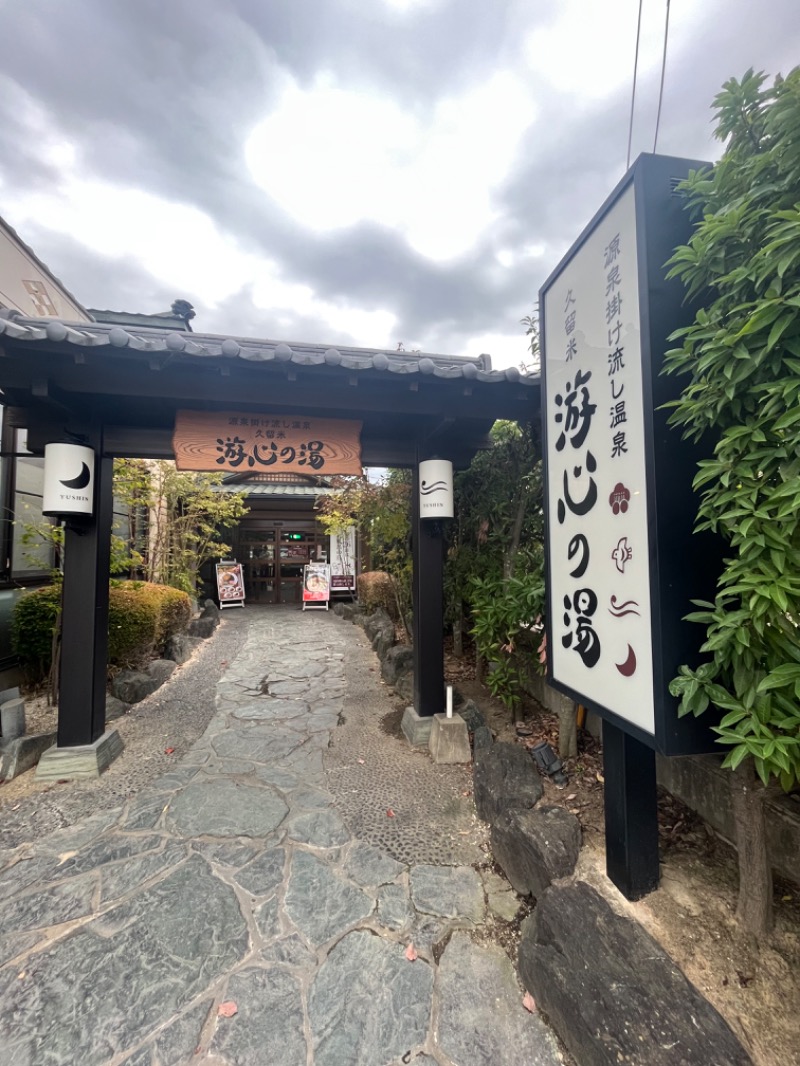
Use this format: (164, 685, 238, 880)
(303, 563, 331, 610)
(216, 562, 245, 608)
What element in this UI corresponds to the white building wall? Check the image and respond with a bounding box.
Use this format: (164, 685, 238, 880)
(0, 218, 90, 321)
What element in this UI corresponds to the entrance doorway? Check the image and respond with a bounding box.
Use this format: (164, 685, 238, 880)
(238, 523, 324, 604)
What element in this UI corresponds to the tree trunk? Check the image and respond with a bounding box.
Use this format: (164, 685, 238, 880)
(453, 613, 463, 658)
(731, 759, 772, 937)
(48, 602, 62, 708)
(503, 485, 528, 582)
(558, 706, 578, 759)
(390, 576, 410, 643)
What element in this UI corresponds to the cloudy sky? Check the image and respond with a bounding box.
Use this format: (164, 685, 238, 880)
(0, 1, 796, 368)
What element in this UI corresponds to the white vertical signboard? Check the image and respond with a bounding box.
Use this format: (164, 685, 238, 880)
(543, 183, 655, 735)
(330, 526, 357, 591)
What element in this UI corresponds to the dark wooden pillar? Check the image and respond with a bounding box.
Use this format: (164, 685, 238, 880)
(602, 720, 660, 899)
(411, 449, 445, 717)
(57, 446, 113, 747)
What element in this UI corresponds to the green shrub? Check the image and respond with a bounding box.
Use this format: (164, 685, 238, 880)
(357, 571, 397, 619)
(12, 581, 192, 683)
(11, 584, 62, 683)
(125, 582, 191, 649)
(106, 585, 161, 666)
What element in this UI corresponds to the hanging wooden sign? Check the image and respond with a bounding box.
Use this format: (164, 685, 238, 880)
(173, 410, 362, 475)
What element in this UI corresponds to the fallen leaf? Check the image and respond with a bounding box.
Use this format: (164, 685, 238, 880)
(357, 759, 365, 765)
(165, 747, 176, 755)
(566, 793, 577, 801)
(404, 943, 418, 962)
(386, 808, 396, 818)
(596, 772, 605, 784)
(17, 971, 26, 980)
(218, 1001, 238, 1018)
(56, 779, 70, 785)
(782, 895, 793, 902)
(57, 851, 78, 866)
(522, 991, 536, 1013)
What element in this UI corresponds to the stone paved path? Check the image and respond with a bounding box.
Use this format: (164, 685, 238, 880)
(0, 607, 565, 1066)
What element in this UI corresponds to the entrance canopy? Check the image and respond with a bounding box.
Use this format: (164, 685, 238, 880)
(0, 314, 539, 465)
(0, 310, 541, 758)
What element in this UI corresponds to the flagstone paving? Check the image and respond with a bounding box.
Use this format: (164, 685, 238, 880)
(0, 607, 566, 1066)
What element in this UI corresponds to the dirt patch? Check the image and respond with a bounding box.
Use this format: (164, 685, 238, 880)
(379, 707, 405, 740)
(445, 649, 800, 1066)
(470, 858, 535, 967)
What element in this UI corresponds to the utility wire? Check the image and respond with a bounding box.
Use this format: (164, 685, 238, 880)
(626, 0, 645, 169)
(653, 0, 672, 152)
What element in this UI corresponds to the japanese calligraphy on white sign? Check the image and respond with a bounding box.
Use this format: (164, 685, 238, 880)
(543, 183, 655, 735)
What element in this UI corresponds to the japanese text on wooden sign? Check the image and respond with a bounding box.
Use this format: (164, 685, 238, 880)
(173, 411, 363, 475)
(543, 183, 655, 735)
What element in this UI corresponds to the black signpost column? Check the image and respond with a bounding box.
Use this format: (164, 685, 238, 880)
(602, 720, 659, 899)
(58, 447, 113, 747)
(411, 451, 445, 717)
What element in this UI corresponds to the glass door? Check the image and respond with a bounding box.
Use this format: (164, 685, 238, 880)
(237, 524, 325, 604)
(241, 530, 276, 603)
(279, 530, 311, 604)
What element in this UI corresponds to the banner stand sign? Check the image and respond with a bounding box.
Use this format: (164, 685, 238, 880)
(216, 561, 245, 609)
(302, 563, 331, 611)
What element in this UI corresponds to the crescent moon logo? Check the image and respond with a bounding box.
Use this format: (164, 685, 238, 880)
(615, 644, 637, 677)
(59, 462, 91, 490)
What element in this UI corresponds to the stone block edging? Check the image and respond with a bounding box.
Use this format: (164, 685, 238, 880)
(473, 728, 753, 1065)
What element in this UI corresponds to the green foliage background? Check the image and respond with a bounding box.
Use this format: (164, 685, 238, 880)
(664, 67, 800, 789)
(12, 581, 191, 684)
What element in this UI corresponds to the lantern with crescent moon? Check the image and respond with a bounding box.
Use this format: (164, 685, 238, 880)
(43, 443, 95, 517)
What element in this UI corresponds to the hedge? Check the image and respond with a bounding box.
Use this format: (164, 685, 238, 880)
(12, 581, 192, 684)
(356, 571, 398, 619)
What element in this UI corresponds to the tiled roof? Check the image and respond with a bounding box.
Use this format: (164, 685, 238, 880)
(0, 312, 536, 386)
(87, 309, 190, 332)
(219, 483, 339, 498)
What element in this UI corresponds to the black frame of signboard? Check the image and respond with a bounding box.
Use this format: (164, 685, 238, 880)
(541, 153, 720, 758)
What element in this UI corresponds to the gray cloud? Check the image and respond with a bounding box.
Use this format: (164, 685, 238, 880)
(1, 0, 797, 359)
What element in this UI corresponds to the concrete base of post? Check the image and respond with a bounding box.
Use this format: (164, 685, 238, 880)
(401, 706, 434, 748)
(35, 729, 124, 782)
(428, 712, 472, 764)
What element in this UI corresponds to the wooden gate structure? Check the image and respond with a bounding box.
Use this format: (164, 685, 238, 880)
(0, 312, 538, 762)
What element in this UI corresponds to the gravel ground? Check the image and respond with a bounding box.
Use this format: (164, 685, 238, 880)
(325, 619, 489, 867)
(0, 609, 250, 850)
